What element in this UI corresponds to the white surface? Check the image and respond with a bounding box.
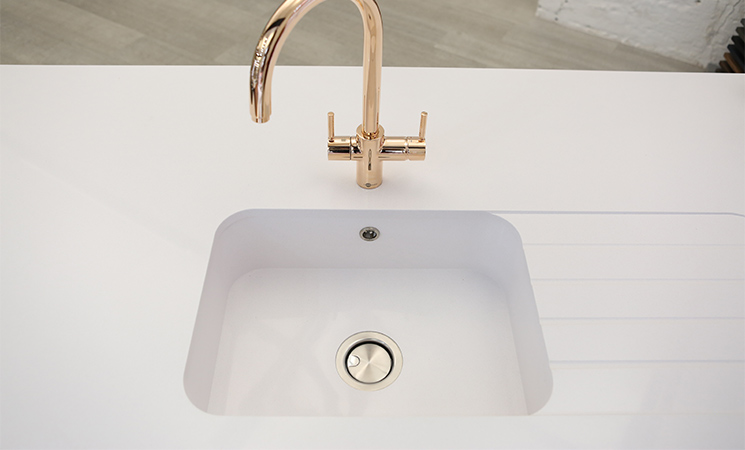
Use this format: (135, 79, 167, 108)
(1, 65, 744, 448)
(1, 65, 743, 218)
(184, 210, 551, 416)
(536, 0, 744, 67)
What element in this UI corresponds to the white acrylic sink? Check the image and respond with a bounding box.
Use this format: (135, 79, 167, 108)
(184, 210, 552, 416)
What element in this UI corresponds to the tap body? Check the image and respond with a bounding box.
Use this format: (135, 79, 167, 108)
(249, 0, 426, 189)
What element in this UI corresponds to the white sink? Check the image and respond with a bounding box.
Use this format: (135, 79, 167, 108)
(184, 210, 552, 416)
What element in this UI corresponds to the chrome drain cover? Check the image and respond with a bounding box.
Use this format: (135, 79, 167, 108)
(347, 342, 392, 383)
(336, 331, 402, 391)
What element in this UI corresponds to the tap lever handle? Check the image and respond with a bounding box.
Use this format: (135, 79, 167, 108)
(418, 111, 428, 141)
(328, 111, 335, 140)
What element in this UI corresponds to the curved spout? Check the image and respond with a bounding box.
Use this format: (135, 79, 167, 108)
(249, 0, 383, 137)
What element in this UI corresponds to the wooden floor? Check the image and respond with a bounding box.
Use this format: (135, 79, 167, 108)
(1, 0, 702, 71)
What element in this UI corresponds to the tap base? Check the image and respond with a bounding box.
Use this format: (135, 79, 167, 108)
(328, 118, 427, 189)
(357, 163, 383, 189)
(355, 125, 384, 189)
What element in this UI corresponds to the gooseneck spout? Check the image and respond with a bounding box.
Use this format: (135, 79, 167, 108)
(250, 0, 383, 137)
(249, 0, 426, 189)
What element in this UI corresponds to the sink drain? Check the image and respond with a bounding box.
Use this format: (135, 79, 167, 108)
(336, 331, 402, 391)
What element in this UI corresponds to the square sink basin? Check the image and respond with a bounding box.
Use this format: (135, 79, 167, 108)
(184, 210, 552, 416)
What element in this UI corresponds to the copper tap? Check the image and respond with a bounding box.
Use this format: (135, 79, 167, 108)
(249, 0, 426, 189)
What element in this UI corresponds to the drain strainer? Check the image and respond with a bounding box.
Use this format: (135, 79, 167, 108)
(336, 331, 402, 391)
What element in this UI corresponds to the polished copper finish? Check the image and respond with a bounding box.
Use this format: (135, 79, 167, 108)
(250, 0, 426, 189)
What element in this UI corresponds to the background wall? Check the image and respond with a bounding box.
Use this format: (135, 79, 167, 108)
(537, 0, 744, 68)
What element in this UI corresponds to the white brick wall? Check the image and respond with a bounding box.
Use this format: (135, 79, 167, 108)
(537, 0, 744, 68)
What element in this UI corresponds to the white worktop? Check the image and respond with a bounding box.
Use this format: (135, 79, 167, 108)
(1, 65, 743, 448)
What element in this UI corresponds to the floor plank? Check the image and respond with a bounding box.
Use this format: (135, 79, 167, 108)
(1, 0, 703, 71)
